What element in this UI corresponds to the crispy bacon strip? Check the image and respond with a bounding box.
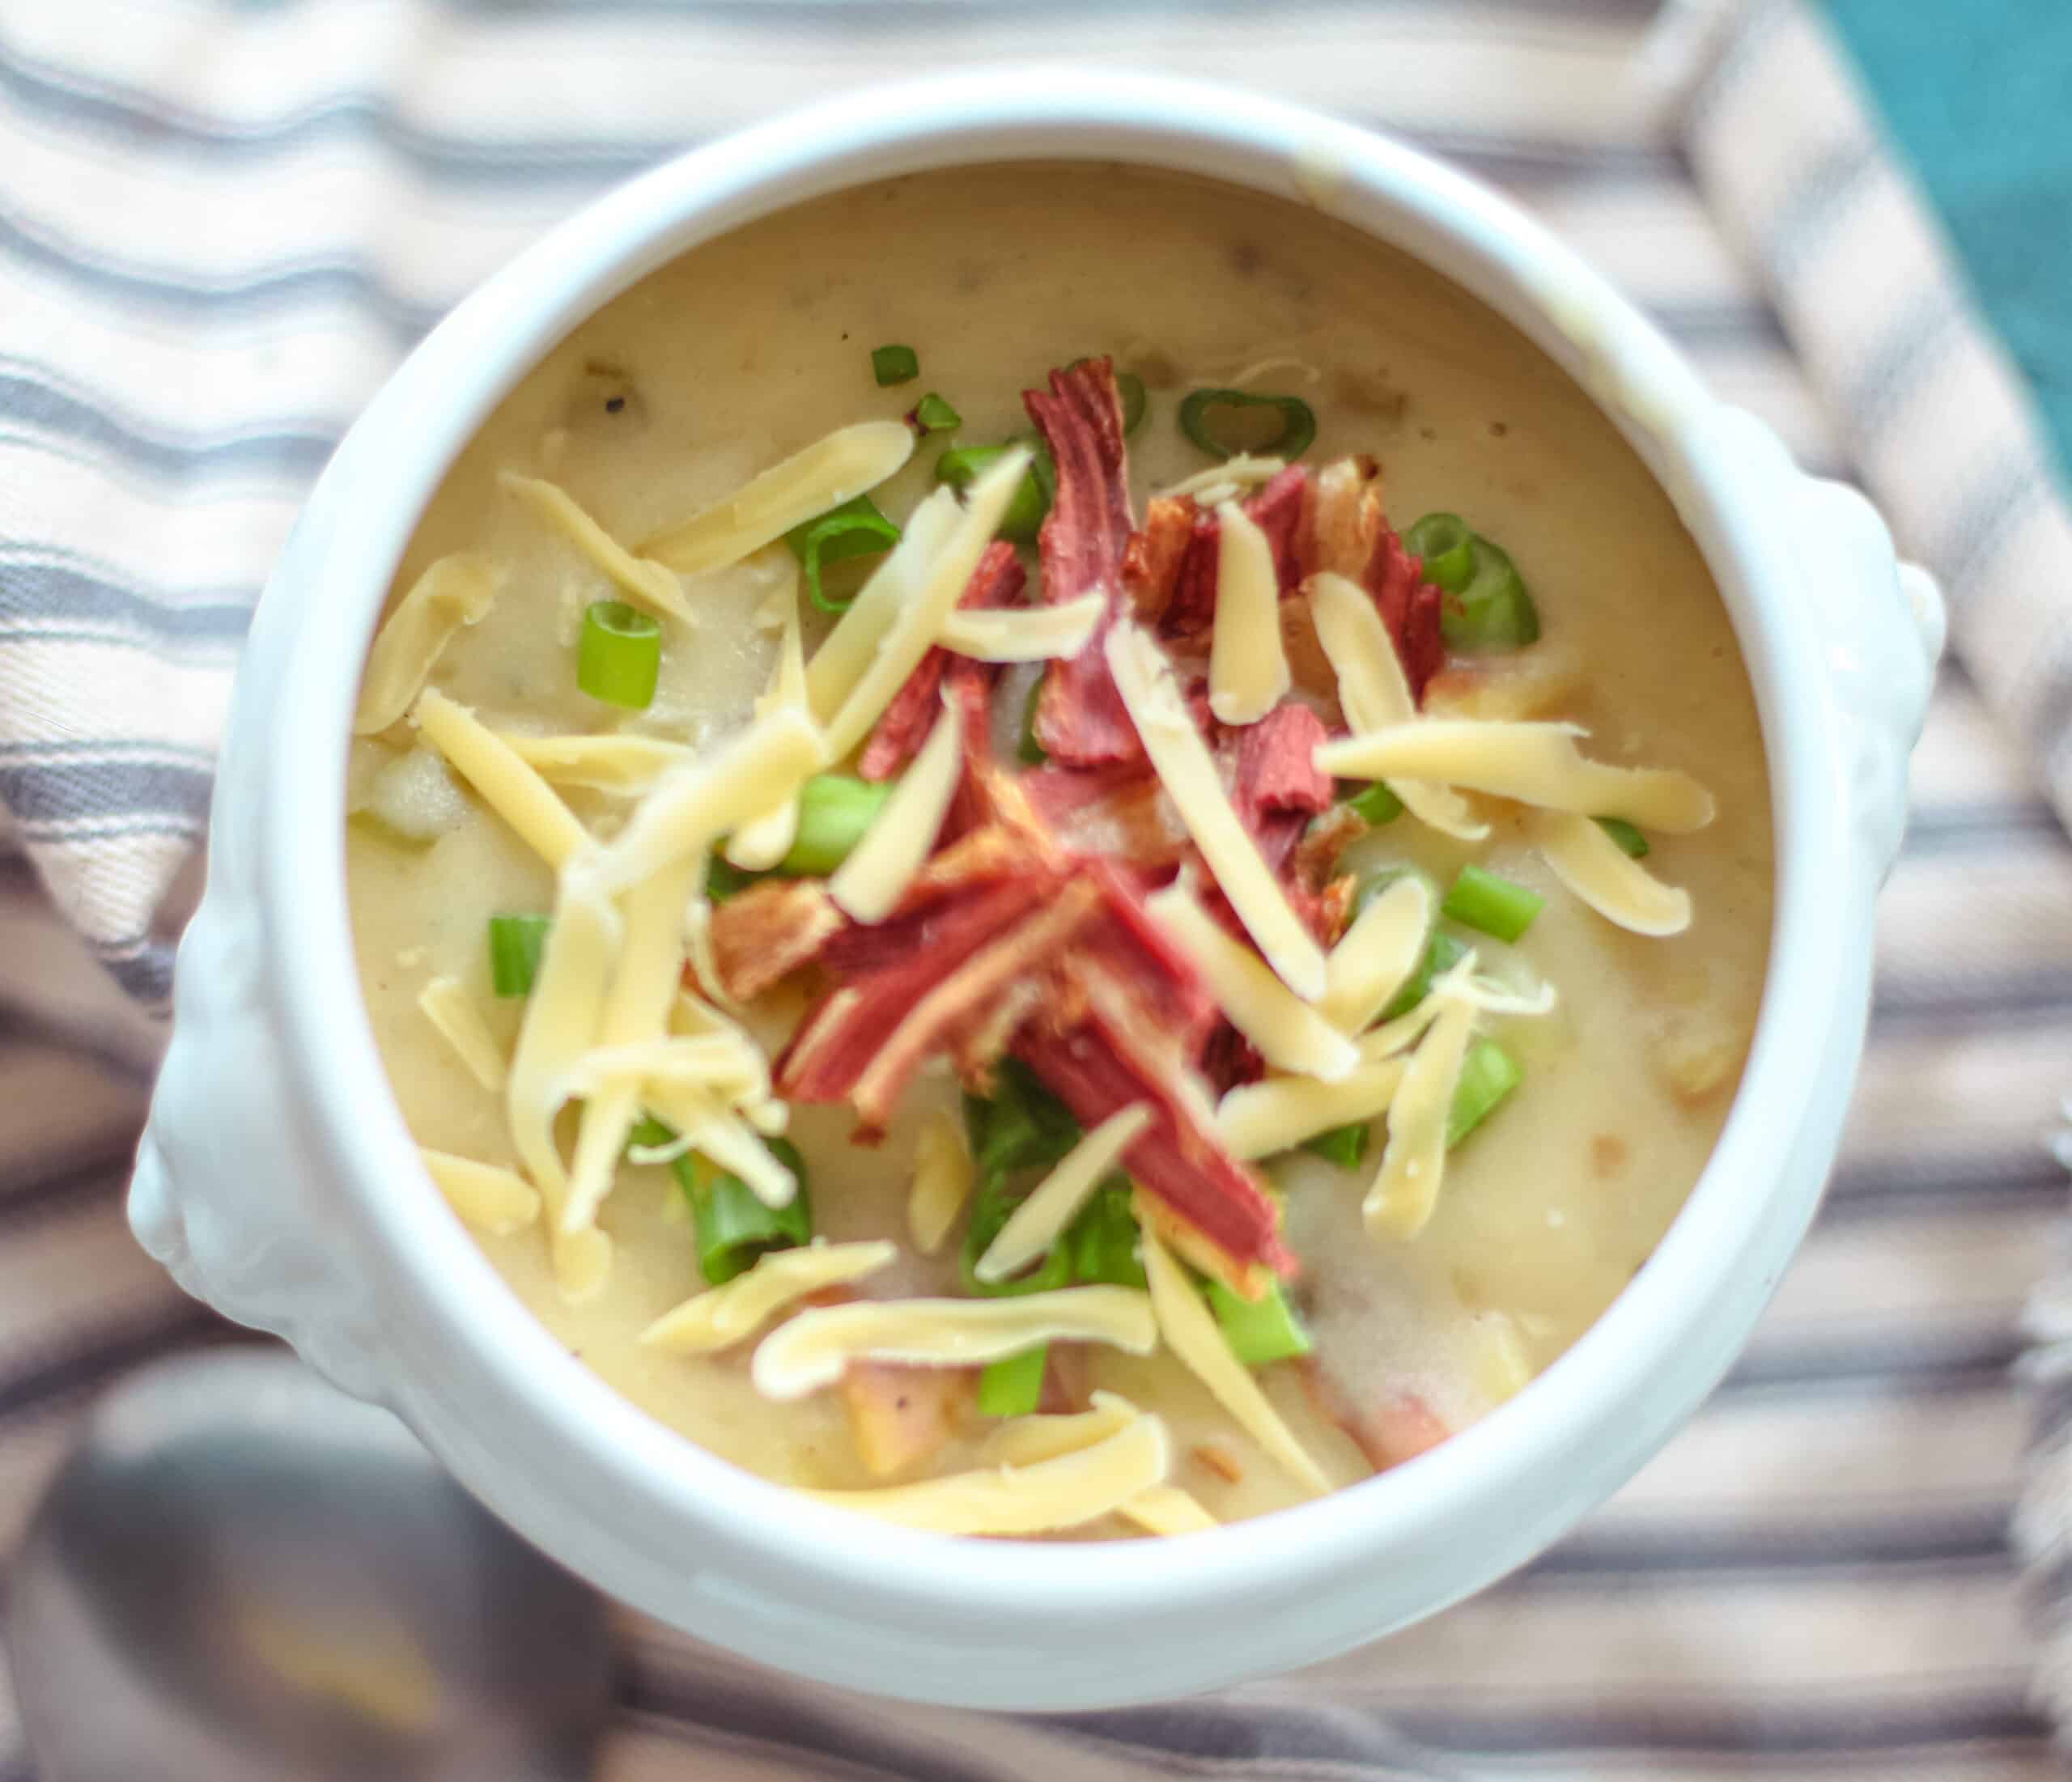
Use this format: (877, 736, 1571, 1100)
(859, 541, 1025, 781)
(1125, 466, 1310, 643)
(1025, 358, 1141, 766)
(1234, 700, 1331, 822)
(1367, 527, 1446, 704)
(704, 879, 844, 1003)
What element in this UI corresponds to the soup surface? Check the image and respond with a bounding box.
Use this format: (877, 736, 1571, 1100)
(347, 164, 1773, 1534)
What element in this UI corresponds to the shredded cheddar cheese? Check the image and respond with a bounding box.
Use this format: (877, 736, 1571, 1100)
(640, 421, 914, 575)
(499, 471, 694, 625)
(1137, 1212, 1331, 1494)
(1106, 622, 1327, 1001)
(1315, 721, 1717, 832)
(907, 1108, 974, 1255)
(1363, 993, 1476, 1237)
(938, 592, 1105, 662)
(1206, 500, 1289, 726)
(727, 565, 810, 870)
(640, 1241, 897, 1354)
(420, 1148, 538, 1235)
(1318, 873, 1433, 1035)
(415, 975, 507, 1093)
(355, 554, 497, 734)
(804, 1412, 1170, 1536)
(499, 732, 691, 796)
(1533, 811, 1693, 936)
(1144, 882, 1358, 1080)
(750, 1285, 1157, 1400)
(412, 689, 590, 869)
(1216, 1058, 1408, 1160)
(829, 699, 962, 923)
(974, 1104, 1153, 1283)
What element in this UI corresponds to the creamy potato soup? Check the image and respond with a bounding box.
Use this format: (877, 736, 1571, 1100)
(348, 165, 1772, 1536)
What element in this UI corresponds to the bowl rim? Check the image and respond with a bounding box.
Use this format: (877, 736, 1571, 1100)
(263, 70, 1846, 1628)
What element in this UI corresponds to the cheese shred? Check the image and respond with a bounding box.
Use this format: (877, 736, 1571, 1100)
(829, 699, 962, 923)
(727, 566, 812, 870)
(1534, 812, 1693, 936)
(938, 592, 1105, 663)
(640, 1241, 897, 1354)
(1106, 622, 1327, 1001)
(908, 1108, 974, 1255)
(355, 553, 497, 734)
(750, 1285, 1157, 1401)
(1137, 1213, 1331, 1494)
(1363, 994, 1476, 1238)
(499, 471, 694, 625)
(1318, 874, 1433, 1035)
(1315, 721, 1717, 833)
(411, 689, 591, 869)
(1206, 500, 1289, 726)
(420, 1148, 539, 1235)
(974, 1104, 1153, 1283)
(415, 975, 507, 1093)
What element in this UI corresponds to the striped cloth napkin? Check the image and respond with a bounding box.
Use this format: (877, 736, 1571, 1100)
(5, 1, 2071, 1776)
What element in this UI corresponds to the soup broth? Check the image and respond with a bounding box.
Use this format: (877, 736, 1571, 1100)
(348, 164, 1772, 1534)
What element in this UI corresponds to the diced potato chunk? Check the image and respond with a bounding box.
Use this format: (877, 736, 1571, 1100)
(840, 1363, 974, 1480)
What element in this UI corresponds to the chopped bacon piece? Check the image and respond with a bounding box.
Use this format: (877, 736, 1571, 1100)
(1025, 359, 1142, 767)
(842, 1362, 974, 1479)
(1234, 701, 1331, 822)
(860, 541, 1025, 781)
(1367, 526, 1446, 704)
(1196, 1020, 1265, 1097)
(1018, 763, 1187, 872)
(781, 876, 1101, 1134)
(1075, 858, 1217, 1051)
(1303, 454, 1382, 579)
(1299, 1363, 1451, 1473)
(703, 879, 844, 1003)
(1127, 467, 1311, 644)
(1014, 958, 1293, 1282)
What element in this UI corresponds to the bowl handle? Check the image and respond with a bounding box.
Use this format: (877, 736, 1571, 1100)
(130, 513, 396, 1407)
(1705, 407, 1945, 883)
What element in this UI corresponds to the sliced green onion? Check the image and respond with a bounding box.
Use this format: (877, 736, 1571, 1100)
(1441, 864, 1544, 944)
(936, 443, 1051, 543)
(1594, 817, 1650, 859)
(961, 1167, 1074, 1298)
(911, 392, 961, 434)
(977, 1344, 1048, 1417)
(1067, 1179, 1144, 1287)
(1446, 1039, 1522, 1148)
(774, 774, 893, 877)
(1301, 1121, 1371, 1169)
(872, 344, 919, 386)
(625, 1114, 675, 1152)
(1441, 534, 1540, 651)
(1382, 929, 1470, 1020)
(486, 913, 553, 998)
(1178, 388, 1317, 461)
(962, 1059, 1082, 1179)
(1402, 513, 1475, 594)
(1343, 780, 1404, 828)
(784, 494, 901, 616)
(1068, 359, 1148, 435)
(1018, 673, 1048, 765)
(706, 851, 759, 902)
(576, 600, 662, 710)
(680, 1137, 813, 1285)
(1206, 1279, 1314, 1367)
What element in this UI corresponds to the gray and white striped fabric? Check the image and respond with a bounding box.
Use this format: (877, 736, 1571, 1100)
(4, 1, 2071, 1776)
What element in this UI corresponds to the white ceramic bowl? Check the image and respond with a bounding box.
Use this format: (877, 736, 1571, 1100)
(133, 71, 1943, 1710)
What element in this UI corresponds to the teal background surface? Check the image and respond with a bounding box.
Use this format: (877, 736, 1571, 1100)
(1823, 0, 2072, 481)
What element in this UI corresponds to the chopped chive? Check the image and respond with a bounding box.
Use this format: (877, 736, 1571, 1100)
(962, 1058, 1081, 1179)
(625, 1114, 675, 1152)
(1207, 1279, 1314, 1366)
(576, 599, 662, 710)
(871, 344, 919, 386)
(1018, 672, 1048, 764)
(911, 392, 962, 434)
(1178, 388, 1317, 461)
(1066, 1179, 1144, 1287)
(977, 1344, 1048, 1417)
(1402, 513, 1475, 594)
(773, 774, 893, 877)
(936, 443, 1051, 543)
(680, 1137, 812, 1285)
(1594, 817, 1650, 859)
(1301, 1120, 1371, 1169)
(1382, 928, 1470, 1020)
(1441, 864, 1543, 944)
(784, 494, 901, 615)
(1447, 1039, 1522, 1148)
(1343, 780, 1404, 828)
(486, 913, 553, 998)
(706, 851, 759, 902)
(1441, 533, 1540, 651)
